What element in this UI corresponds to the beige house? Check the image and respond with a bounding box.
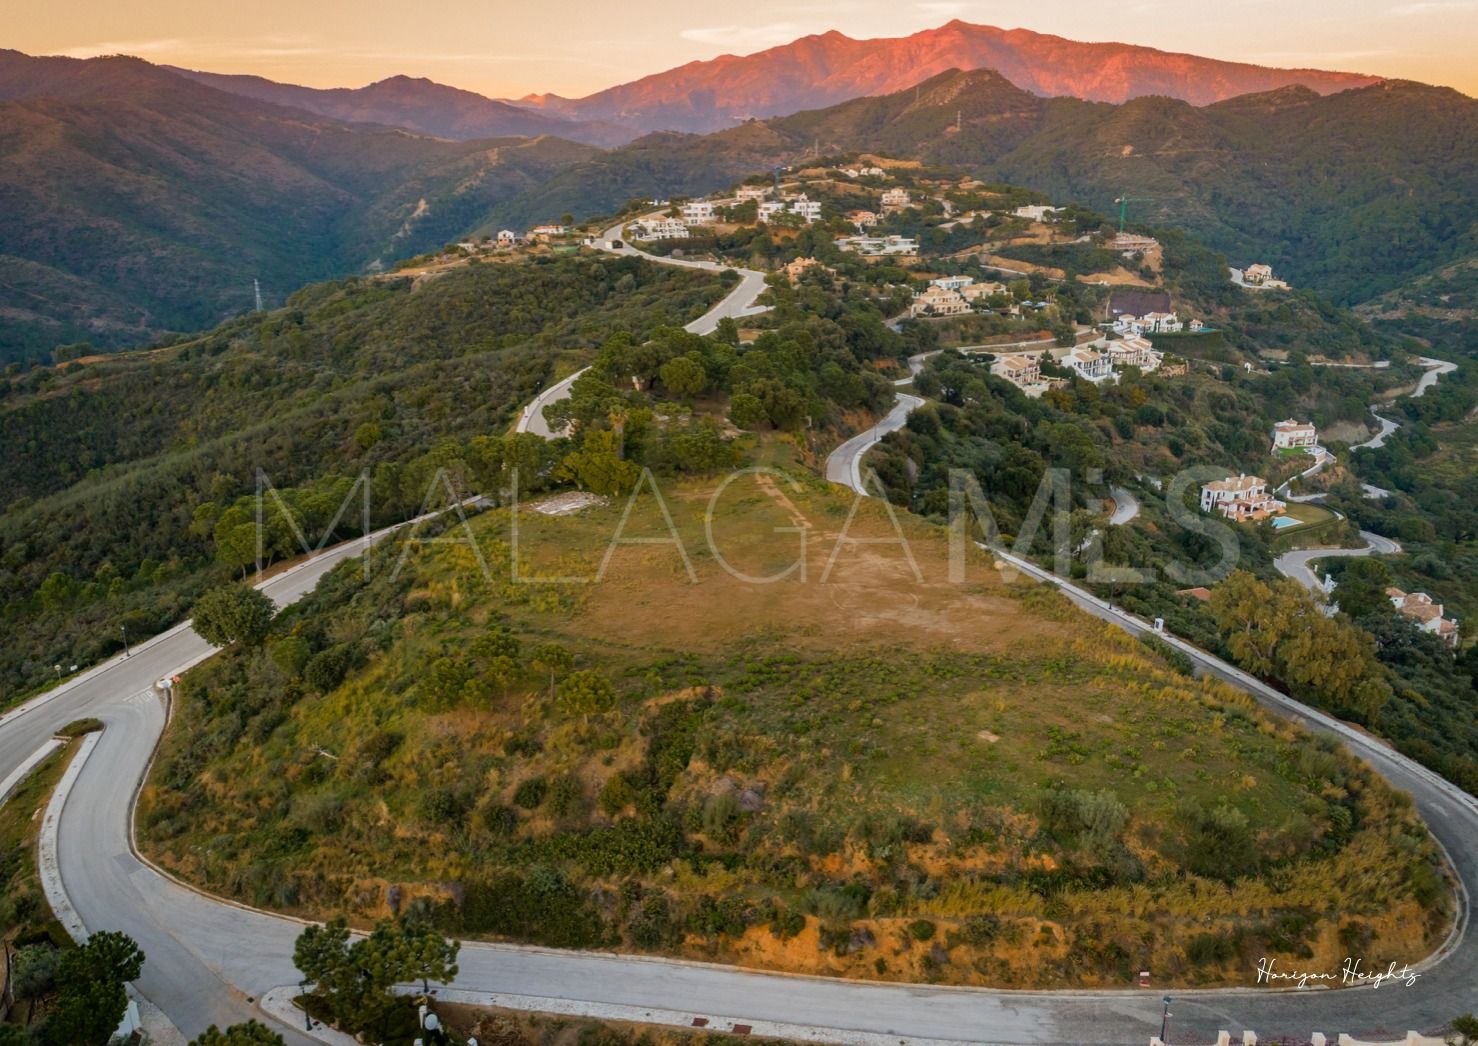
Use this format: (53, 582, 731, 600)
(1272, 419, 1319, 451)
(1243, 263, 1290, 289)
(991, 354, 1041, 387)
(910, 285, 970, 318)
(959, 281, 1007, 302)
(1106, 334, 1161, 371)
(1200, 475, 1285, 522)
(1387, 588, 1460, 648)
(848, 210, 880, 229)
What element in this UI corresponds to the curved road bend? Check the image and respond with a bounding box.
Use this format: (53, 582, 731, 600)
(1353, 356, 1457, 451)
(514, 217, 771, 437)
(1275, 531, 1403, 592)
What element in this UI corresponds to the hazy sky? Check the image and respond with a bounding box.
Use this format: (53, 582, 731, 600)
(5, 0, 1474, 98)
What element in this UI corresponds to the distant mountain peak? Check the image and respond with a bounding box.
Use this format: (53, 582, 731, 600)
(545, 20, 1382, 134)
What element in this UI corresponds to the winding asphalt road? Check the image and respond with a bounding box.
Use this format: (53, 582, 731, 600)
(514, 215, 771, 437)
(1273, 355, 1455, 587)
(1274, 530, 1403, 591)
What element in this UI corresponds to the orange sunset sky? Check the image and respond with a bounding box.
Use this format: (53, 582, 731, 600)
(3, 0, 1473, 99)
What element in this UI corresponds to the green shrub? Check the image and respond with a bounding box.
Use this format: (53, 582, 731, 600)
(908, 919, 937, 941)
(513, 776, 548, 809)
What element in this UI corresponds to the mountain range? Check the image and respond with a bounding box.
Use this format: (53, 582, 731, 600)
(516, 21, 1382, 133)
(0, 24, 1472, 362)
(168, 67, 635, 147)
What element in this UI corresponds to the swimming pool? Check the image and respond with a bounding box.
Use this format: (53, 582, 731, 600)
(1270, 516, 1301, 530)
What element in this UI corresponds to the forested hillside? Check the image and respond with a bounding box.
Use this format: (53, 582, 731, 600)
(0, 255, 723, 696)
(0, 52, 598, 362)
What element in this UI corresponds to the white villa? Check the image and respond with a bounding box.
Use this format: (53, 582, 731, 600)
(1200, 475, 1285, 522)
(1272, 419, 1319, 451)
(632, 218, 690, 241)
(527, 224, 570, 240)
(880, 187, 912, 210)
(496, 229, 518, 246)
(680, 200, 717, 224)
(910, 285, 970, 318)
(1064, 347, 1113, 383)
(836, 235, 919, 257)
(787, 194, 822, 223)
(930, 275, 975, 292)
(1013, 205, 1063, 222)
(1388, 588, 1461, 648)
(843, 165, 887, 178)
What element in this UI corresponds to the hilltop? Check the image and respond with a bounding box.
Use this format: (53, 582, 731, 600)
(139, 469, 1451, 988)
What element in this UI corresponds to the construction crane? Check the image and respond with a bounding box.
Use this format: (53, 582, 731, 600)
(1114, 196, 1151, 234)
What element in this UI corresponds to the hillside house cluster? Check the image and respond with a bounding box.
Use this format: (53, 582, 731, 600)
(1200, 475, 1286, 522)
(836, 234, 918, 257)
(842, 165, 887, 178)
(909, 276, 1008, 317)
(756, 194, 822, 224)
(1272, 418, 1319, 451)
(1387, 588, 1460, 648)
(1113, 311, 1201, 336)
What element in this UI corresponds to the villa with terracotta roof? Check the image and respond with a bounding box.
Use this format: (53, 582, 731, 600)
(1200, 474, 1286, 522)
(1272, 418, 1319, 451)
(1388, 588, 1461, 648)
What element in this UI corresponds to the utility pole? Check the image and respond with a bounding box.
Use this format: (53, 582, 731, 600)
(119, 623, 131, 658)
(1159, 996, 1172, 1043)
